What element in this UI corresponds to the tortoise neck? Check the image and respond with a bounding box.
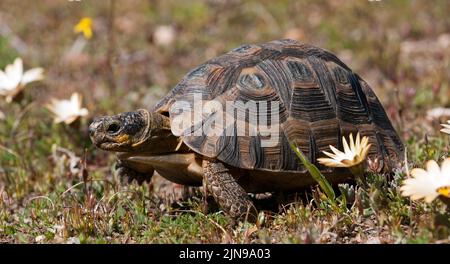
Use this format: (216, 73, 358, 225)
(132, 111, 182, 154)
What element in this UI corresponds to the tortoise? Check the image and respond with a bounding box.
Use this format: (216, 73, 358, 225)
(89, 39, 404, 221)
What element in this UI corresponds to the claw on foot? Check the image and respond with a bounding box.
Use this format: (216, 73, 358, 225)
(115, 161, 153, 185)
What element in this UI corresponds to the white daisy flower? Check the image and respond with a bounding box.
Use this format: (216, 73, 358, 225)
(317, 132, 372, 168)
(0, 58, 44, 102)
(46, 92, 89, 125)
(441, 121, 450, 135)
(400, 158, 450, 203)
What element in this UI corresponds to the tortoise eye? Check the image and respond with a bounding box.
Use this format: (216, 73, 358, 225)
(107, 123, 121, 134)
(238, 73, 266, 90)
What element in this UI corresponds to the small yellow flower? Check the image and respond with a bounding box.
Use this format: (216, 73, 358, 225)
(46, 92, 89, 125)
(317, 132, 372, 168)
(0, 58, 44, 103)
(400, 158, 450, 203)
(441, 121, 450, 135)
(74, 17, 93, 39)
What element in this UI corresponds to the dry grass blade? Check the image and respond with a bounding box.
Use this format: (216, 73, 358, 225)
(26, 196, 55, 211)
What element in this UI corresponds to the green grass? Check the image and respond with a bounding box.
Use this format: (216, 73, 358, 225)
(0, 0, 450, 243)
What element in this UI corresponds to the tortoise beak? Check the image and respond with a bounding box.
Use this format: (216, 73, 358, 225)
(89, 116, 124, 149)
(89, 118, 106, 147)
(88, 119, 102, 138)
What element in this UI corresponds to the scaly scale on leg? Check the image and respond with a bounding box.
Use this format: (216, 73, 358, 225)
(203, 159, 257, 222)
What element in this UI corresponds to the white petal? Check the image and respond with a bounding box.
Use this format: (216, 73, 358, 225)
(46, 93, 88, 124)
(6, 58, 23, 86)
(71, 92, 80, 102)
(329, 148, 349, 162)
(441, 158, 450, 177)
(0, 69, 19, 91)
(21, 68, 44, 85)
(322, 150, 337, 159)
(360, 144, 371, 160)
(317, 157, 345, 167)
(360, 136, 369, 150)
(442, 123, 450, 129)
(350, 133, 356, 153)
(64, 116, 79, 125)
(402, 159, 450, 203)
(441, 128, 450, 134)
(426, 160, 441, 178)
(53, 116, 65, 123)
(79, 108, 89, 116)
(400, 173, 439, 202)
(329, 145, 344, 156)
(410, 168, 429, 178)
(343, 136, 351, 155)
(355, 132, 361, 151)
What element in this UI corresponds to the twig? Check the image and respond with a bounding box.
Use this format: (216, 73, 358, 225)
(404, 146, 410, 178)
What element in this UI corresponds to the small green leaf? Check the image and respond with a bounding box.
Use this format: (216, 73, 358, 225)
(290, 142, 336, 200)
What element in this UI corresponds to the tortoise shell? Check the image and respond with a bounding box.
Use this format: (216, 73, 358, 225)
(152, 39, 404, 174)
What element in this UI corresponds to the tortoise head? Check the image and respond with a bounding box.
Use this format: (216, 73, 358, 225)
(89, 109, 153, 152)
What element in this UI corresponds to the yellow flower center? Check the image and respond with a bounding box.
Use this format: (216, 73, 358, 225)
(437, 186, 450, 198)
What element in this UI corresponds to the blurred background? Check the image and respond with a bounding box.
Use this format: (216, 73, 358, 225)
(0, 0, 448, 119)
(0, 0, 449, 243)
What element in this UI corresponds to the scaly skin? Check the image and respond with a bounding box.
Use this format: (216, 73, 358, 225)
(202, 159, 257, 222)
(115, 160, 153, 185)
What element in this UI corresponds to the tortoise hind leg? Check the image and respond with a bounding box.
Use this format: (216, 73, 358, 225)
(202, 160, 257, 222)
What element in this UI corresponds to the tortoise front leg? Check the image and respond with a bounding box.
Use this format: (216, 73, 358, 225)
(115, 160, 154, 185)
(202, 160, 257, 222)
